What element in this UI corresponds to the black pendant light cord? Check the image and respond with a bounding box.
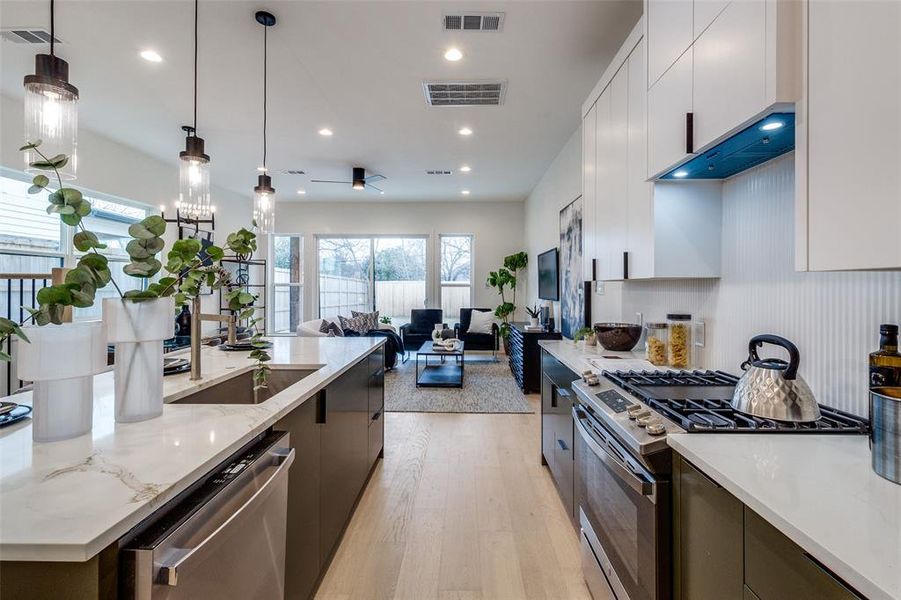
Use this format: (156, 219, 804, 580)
(263, 24, 268, 170)
(49, 0, 55, 56)
(193, 0, 198, 131)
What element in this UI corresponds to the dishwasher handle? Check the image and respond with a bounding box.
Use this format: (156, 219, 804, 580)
(157, 446, 295, 587)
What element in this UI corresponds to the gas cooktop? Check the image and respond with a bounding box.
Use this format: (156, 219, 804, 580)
(603, 370, 870, 434)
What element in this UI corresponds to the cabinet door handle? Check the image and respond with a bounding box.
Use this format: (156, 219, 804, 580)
(316, 390, 327, 424)
(686, 112, 694, 154)
(591, 258, 597, 280)
(371, 410, 382, 422)
(557, 439, 569, 451)
(551, 383, 558, 408)
(557, 387, 571, 399)
(622, 251, 629, 280)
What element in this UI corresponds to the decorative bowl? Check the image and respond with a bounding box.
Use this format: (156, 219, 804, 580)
(594, 322, 642, 351)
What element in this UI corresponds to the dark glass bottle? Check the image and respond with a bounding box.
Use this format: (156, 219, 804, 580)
(869, 324, 901, 388)
(175, 304, 192, 337)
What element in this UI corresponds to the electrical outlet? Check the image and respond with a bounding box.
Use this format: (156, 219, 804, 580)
(694, 320, 706, 347)
(635, 312, 643, 327)
(595, 281, 605, 295)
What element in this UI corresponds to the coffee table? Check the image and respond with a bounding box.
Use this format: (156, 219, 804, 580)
(415, 340, 465, 388)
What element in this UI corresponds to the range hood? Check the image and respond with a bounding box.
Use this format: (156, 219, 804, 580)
(659, 113, 795, 180)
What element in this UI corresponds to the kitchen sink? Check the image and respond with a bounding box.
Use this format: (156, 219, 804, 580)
(172, 368, 317, 405)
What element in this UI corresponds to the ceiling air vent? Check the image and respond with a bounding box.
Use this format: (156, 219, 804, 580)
(1, 28, 61, 44)
(443, 12, 504, 32)
(278, 169, 306, 175)
(423, 80, 506, 107)
(426, 170, 453, 175)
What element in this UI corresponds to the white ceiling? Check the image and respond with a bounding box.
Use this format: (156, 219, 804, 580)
(0, 0, 641, 203)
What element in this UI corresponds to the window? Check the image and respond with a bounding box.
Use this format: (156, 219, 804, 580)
(318, 237, 372, 318)
(374, 237, 426, 327)
(272, 235, 303, 334)
(440, 235, 473, 323)
(0, 170, 62, 253)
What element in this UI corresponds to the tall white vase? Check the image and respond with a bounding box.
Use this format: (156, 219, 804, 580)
(103, 297, 175, 422)
(17, 321, 107, 442)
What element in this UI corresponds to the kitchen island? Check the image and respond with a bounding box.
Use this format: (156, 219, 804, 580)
(0, 335, 385, 598)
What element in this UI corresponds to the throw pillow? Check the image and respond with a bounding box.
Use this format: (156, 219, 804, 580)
(339, 313, 371, 335)
(319, 319, 344, 337)
(351, 310, 379, 333)
(468, 309, 494, 334)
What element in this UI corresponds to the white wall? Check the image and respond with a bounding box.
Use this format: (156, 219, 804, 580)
(275, 200, 525, 322)
(523, 125, 584, 323)
(1, 93, 253, 331)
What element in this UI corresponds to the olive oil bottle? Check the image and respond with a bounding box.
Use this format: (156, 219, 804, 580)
(870, 324, 901, 388)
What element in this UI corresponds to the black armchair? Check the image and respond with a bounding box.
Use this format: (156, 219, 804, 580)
(399, 309, 446, 352)
(454, 308, 499, 355)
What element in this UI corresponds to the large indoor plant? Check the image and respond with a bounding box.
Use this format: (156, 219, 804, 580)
(487, 251, 528, 346)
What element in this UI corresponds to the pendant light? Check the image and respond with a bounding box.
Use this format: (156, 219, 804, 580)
(177, 0, 212, 220)
(23, 0, 78, 180)
(252, 10, 277, 233)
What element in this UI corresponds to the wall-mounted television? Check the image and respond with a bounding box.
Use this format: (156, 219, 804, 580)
(537, 248, 559, 301)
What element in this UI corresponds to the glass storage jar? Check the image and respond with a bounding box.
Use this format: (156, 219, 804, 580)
(667, 314, 692, 369)
(645, 322, 669, 366)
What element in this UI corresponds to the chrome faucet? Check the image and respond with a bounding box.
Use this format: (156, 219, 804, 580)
(190, 295, 236, 381)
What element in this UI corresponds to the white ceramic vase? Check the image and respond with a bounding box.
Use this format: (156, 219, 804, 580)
(103, 297, 175, 422)
(529, 317, 540, 327)
(17, 321, 107, 442)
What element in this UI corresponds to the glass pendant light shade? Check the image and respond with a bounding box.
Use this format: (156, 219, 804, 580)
(23, 54, 78, 180)
(253, 174, 275, 233)
(177, 128, 211, 219)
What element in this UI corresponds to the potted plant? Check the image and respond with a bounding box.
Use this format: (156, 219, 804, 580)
(487, 251, 527, 350)
(573, 327, 597, 347)
(1, 141, 113, 441)
(525, 305, 541, 328)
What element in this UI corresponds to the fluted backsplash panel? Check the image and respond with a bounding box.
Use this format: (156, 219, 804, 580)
(622, 155, 901, 417)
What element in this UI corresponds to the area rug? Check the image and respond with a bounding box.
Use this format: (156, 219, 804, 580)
(385, 356, 533, 414)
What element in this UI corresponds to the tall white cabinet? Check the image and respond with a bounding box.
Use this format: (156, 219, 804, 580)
(796, 0, 901, 271)
(582, 20, 722, 282)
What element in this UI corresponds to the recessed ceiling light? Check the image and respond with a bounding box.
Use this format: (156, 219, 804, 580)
(318, 128, 333, 136)
(379, 191, 385, 195)
(444, 48, 463, 62)
(461, 189, 471, 195)
(140, 50, 163, 63)
(672, 170, 689, 178)
(458, 127, 473, 136)
(296, 189, 306, 195)
(459, 165, 471, 173)
(760, 121, 784, 131)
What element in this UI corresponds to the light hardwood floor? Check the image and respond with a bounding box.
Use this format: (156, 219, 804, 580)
(315, 396, 591, 600)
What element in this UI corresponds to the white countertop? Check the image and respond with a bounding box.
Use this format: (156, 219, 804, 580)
(668, 433, 901, 600)
(538, 339, 655, 374)
(0, 336, 384, 562)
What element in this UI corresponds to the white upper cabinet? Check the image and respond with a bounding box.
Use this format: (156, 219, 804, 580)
(646, 0, 800, 178)
(647, 0, 693, 87)
(626, 41, 654, 280)
(692, 0, 766, 150)
(596, 67, 630, 281)
(693, 0, 730, 38)
(582, 103, 597, 280)
(797, 0, 901, 271)
(647, 48, 693, 178)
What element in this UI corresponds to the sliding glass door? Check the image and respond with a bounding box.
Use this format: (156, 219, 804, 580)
(318, 236, 428, 326)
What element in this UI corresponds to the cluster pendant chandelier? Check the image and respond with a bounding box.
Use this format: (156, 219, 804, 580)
(23, 0, 78, 180)
(177, 0, 212, 220)
(253, 11, 277, 234)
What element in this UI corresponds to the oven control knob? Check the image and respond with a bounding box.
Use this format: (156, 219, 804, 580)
(646, 421, 667, 436)
(637, 415, 655, 428)
(627, 405, 649, 420)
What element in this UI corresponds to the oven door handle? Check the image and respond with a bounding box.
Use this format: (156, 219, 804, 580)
(574, 410, 654, 498)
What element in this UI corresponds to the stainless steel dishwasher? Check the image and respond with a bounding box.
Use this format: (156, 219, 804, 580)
(120, 430, 295, 599)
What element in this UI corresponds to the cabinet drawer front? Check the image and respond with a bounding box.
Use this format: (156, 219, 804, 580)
(744, 508, 862, 600)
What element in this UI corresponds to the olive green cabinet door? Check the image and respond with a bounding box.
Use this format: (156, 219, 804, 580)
(673, 456, 744, 600)
(744, 509, 863, 600)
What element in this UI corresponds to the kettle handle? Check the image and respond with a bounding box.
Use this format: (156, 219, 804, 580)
(746, 335, 800, 380)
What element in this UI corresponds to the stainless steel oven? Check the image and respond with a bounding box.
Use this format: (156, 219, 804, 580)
(573, 405, 670, 600)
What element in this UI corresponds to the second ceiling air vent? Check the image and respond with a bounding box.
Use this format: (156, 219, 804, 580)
(423, 81, 507, 107)
(443, 12, 504, 32)
(1, 28, 61, 44)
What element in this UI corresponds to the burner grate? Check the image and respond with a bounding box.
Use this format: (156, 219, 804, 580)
(603, 370, 869, 434)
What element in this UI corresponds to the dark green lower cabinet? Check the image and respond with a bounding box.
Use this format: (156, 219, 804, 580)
(674, 454, 864, 600)
(673, 455, 744, 600)
(744, 508, 862, 600)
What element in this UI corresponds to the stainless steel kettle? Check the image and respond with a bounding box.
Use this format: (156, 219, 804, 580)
(731, 335, 821, 423)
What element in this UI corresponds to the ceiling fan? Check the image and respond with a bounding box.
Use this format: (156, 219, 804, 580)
(311, 167, 386, 193)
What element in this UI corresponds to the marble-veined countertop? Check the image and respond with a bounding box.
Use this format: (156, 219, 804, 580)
(0, 336, 384, 562)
